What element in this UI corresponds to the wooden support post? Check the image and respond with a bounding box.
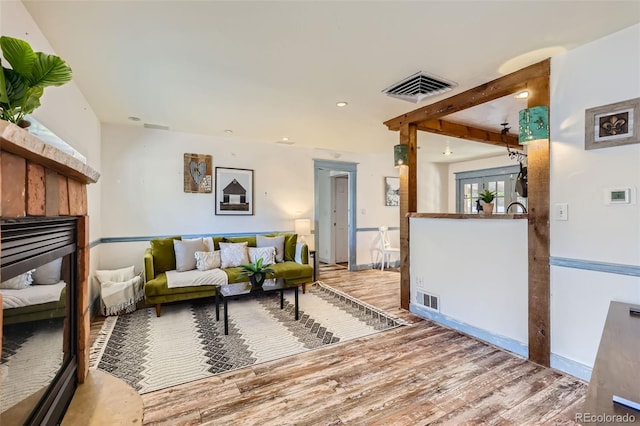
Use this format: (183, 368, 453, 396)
(526, 75, 551, 367)
(399, 123, 418, 310)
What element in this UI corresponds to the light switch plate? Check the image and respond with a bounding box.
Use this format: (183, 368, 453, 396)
(556, 203, 568, 221)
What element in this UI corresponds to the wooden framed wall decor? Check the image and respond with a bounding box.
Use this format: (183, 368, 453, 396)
(184, 153, 213, 193)
(215, 167, 254, 215)
(585, 97, 640, 150)
(384, 176, 400, 206)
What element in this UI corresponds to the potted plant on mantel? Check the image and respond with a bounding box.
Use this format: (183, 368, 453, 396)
(237, 258, 275, 289)
(478, 189, 496, 215)
(0, 36, 73, 128)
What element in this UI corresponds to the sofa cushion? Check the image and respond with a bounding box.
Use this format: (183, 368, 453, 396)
(150, 236, 182, 274)
(195, 250, 221, 271)
(174, 238, 205, 271)
(248, 246, 276, 265)
(256, 235, 285, 262)
(144, 272, 217, 298)
(33, 258, 63, 285)
(203, 236, 225, 252)
(263, 233, 297, 261)
(223, 235, 256, 247)
(270, 261, 313, 280)
(1, 271, 34, 289)
(219, 242, 249, 268)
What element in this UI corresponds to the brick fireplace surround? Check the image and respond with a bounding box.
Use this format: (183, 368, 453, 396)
(0, 121, 99, 394)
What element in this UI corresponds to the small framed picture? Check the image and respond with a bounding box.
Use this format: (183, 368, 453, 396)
(384, 176, 400, 206)
(585, 97, 639, 150)
(183, 153, 212, 193)
(215, 167, 254, 215)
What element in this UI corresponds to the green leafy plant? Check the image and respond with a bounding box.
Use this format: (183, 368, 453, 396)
(237, 258, 275, 285)
(478, 189, 496, 203)
(0, 36, 73, 126)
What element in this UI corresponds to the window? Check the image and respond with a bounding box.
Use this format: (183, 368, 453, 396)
(456, 165, 526, 214)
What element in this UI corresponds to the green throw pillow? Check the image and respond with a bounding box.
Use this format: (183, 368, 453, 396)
(265, 233, 297, 261)
(150, 236, 182, 274)
(223, 235, 257, 247)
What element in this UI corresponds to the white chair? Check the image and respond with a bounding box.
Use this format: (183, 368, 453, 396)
(378, 226, 400, 271)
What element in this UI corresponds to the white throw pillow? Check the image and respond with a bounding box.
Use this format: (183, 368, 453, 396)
(257, 235, 285, 263)
(294, 242, 306, 264)
(203, 236, 216, 252)
(33, 258, 63, 285)
(195, 250, 221, 271)
(95, 265, 136, 284)
(173, 238, 205, 272)
(219, 242, 249, 268)
(0, 270, 34, 289)
(248, 246, 276, 265)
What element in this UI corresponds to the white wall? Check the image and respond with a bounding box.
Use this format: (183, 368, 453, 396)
(549, 23, 640, 377)
(417, 160, 449, 213)
(410, 217, 529, 355)
(99, 124, 400, 271)
(1, 1, 103, 306)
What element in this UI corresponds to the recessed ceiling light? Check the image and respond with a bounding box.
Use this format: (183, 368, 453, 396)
(515, 91, 529, 99)
(282, 137, 289, 141)
(336, 101, 348, 107)
(224, 129, 233, 134)
(443, 142, 453, 156)
(128, 116, 141, 121)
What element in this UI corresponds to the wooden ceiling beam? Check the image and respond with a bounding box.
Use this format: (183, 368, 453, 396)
(416, 119, 521, 149)
(384, 59, 551, 131)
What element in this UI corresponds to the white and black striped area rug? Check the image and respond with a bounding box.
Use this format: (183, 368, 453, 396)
(89, 282, 408, 394)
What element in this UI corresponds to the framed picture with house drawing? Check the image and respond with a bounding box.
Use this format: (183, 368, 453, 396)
(215, 167, 254, 215)
(585, 97, 640, 150)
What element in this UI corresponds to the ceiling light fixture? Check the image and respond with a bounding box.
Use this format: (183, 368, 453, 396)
(443, 142, 453, 156)
(336, 101, 348, 107)
(224, 129, 233, 134)
(515, 91, 529, 99)
(128, 116, 141, 121)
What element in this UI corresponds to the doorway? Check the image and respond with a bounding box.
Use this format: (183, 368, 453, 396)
(313, 160, 357, 270)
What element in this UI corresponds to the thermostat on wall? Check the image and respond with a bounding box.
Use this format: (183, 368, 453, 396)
(604, 187, 631, 204)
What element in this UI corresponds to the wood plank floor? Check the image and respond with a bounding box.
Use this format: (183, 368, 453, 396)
(125, 264, 587, 425)
(88, 265, 586, 425)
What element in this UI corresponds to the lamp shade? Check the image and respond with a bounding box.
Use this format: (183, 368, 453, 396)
(518, 105, 549, 145)
(394, 144, 408, 167)
(294, 218, 311, 236)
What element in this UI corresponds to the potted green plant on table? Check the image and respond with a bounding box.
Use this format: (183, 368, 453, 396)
(238, 258, 275, 289)
(0, 36, 73, 128)
(478, 189, 496, 214)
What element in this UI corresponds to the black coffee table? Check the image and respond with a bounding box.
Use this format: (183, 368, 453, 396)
(215, 278, 300, 335)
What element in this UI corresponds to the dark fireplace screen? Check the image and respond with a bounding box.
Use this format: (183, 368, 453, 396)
(0, 217, 78, 426)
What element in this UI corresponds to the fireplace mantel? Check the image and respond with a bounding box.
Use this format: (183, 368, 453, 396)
(1, 120, 100, 424)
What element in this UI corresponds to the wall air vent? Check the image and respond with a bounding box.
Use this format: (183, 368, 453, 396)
(382, 71, 457, 103)
(417, 290, 440, 312)
(144, 123, 170, 131)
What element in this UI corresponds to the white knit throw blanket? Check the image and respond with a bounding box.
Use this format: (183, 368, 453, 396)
(101, 275, 144, 316)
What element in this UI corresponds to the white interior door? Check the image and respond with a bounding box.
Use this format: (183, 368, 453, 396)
(333, 176, 349, 263)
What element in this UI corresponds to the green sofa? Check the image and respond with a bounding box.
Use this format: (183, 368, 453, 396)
(143, 233, 313, 316)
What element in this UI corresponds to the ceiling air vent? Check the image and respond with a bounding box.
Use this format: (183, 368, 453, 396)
(382, 71, 457, 103)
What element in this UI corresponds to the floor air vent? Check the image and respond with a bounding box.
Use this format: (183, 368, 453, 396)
(382, 71, 456, 103)
(417, 290, 440, 312)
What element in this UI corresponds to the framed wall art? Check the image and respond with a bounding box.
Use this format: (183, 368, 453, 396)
(215, 167, 254, 215)
(384, 176, 400, 206)
(585, 97, 640, 150)
(184, 153, 212, 193)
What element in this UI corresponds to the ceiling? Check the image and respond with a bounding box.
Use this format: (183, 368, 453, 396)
(21, 1, 640, 161)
